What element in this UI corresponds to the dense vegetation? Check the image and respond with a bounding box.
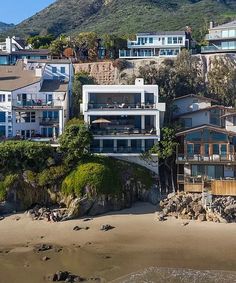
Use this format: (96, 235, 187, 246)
(0, 22, 14, 33)
(3, 0, 236, 41)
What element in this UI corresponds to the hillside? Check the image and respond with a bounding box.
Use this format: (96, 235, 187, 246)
(0, 22, 14, 32)
(2, 0, 236, 39)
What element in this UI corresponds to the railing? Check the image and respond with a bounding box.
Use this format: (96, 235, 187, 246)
(13, 99, 62, 108)
(92, 128, 157, 136)
(88, 103, 156, 110)
(39, 118, 59, 125)
(90, 147, 145, 154)
(119, 50, 154, 58)
(200, 45, 236, 53)
(177, 154, 236, 162)
(205, 33, 222, 40)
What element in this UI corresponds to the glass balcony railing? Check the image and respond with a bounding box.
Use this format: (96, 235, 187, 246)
(13, 99, 62, 108)
(177, 153, 236, 162)
(92, 128, 157, 136)
(119, 50, 154, 58)
(39, 118, 59, 125)
(88, 103, 155, 109)
(90, 147, 145, 154)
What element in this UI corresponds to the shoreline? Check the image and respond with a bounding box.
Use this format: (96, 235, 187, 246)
(0, 202, 236, 282)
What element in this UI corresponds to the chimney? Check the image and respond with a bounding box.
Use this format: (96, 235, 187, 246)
(210, 21, 214, 29)
(135, 78, 144, 86)
(5, 36, 12, 53)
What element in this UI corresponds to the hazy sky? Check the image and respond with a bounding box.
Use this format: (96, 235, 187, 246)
(0, 0, 55, 24)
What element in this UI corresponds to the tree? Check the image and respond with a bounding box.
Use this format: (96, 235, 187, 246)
(49, 36, 70, 57)
(27, 35, 55, 49)
(58, 123, 93, 167)
(72, 71, 96, 117)
(141, 127, 178, 192)
(74, 32, 98, 61)
(207, 56, 236, 106)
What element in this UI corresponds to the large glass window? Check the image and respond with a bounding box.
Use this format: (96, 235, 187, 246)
(213, 144, 219, 154)
(186, 131, 201, 141)
(187, 144, 194, 155)
(16, 112, 35, 123)
(173, 37, 178, 44)
(0, 112, 5, 122)
(149, 38, 153, 44)
(210, 108, 221, 126)
(229, 30, 235, 37)
(194, 144, 201, 154)
(222, 30, 229, 38)
(60, 67, 65, 73)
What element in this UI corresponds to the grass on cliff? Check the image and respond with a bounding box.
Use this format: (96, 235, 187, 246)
(62, 157, 154, 197)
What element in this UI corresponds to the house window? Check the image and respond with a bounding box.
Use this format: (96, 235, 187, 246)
(167, 37, 172, 44)
(210, 108, 221, 126)
(173, 37, 178, 44)
(213, 144, 219, 154)
(60, 67, 65, 73)
(16, 112, 35, 123)
(222, 30, 229, 38)
(194, 144, 201, 154)
(181, 118, 192, 128)
(52, 66, 57, 73)
(229, 30, 235, 37)
(178, 37, 183, 44)
(8, 94, 11, 102)
(0, 94, 5, 102)
(0, 112, 6, 122)
(149, 38, 153, 44)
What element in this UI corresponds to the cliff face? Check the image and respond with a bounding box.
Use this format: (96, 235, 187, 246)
(73, 53, 236, 85)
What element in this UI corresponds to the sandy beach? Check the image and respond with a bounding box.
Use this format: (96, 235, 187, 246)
(0, 202, 236, 283)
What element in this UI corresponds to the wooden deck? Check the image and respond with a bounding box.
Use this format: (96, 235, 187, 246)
(184, 183, 203, 193)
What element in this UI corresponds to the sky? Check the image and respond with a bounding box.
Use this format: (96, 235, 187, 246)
(0, 0, 55, 24)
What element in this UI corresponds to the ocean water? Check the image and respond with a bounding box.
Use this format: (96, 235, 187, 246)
(111, 267, 236, 283)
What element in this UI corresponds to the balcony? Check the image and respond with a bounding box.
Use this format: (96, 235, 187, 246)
(92, 128, 157, 136)
(39, 117, 59, 126)
(176, 153, 236, 164)
(90, 147, 145, 154)
(119, 49, 155, 58)
(88, 103, 156, 110)
(201, 45, 236, 53)
(13, 99, 63, 110)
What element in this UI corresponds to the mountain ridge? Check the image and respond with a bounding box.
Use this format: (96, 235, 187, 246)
(2, 0, 236, 40)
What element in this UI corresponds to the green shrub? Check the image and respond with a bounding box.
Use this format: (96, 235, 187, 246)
(38, 165, 68, 187)
(62, 160, 121, 197)
(0, 182, 6, 201)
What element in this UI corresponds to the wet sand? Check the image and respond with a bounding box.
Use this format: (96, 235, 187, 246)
(0, 202, 236, 283)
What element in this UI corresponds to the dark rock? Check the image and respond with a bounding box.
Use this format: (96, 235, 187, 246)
(0, 216, 4, 221)
(100, 224, 115, 231)
(42, 256, 50, 261)
(73, 226, 82, 231)
(83, 218, 93, 222)
(34, 244, 52, 252)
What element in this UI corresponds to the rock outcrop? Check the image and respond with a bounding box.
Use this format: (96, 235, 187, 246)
(158, 192, 236, 223)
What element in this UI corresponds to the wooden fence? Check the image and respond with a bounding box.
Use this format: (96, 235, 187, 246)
(211, 180, 236, 196)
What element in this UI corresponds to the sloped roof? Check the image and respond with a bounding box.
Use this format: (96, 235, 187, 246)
(211, 20, 236, 30)
(0, 63, 40, 91)
(40, 80, 68, 92)
(173, 94, 217, 102)
(176, 124, 236, 136)
(137, 31, 185, 36)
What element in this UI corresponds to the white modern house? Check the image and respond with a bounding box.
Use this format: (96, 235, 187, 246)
(119, 31, 191, 59)
(0, 59, 73, 140)
(82, 78, 166, 173)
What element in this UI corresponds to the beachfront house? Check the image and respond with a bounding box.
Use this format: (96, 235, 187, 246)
(173, 95, 236, 196)
(0, 59, 73, 140)
(81, 78, 166, 173)
(0, 36, 51, 65)
(201, 21, 236, 54)
(119, 31, 192, 59)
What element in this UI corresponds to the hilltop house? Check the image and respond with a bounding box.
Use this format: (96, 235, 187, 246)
(202, 21, 236, 53)
(0, 36, 51, 65)
(81, 78, 166, 173)
(0, 59, 73, 140)
(173, 95, 236, 196)
(119, 30, 193, 59)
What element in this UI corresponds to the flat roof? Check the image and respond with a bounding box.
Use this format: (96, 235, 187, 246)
(0, 62, 40, 91)
(12, 49, 50, 55)
(27, 59, 71, 64)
